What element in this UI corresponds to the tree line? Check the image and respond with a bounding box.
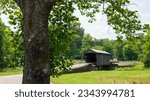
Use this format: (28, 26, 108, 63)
(1, 17, 150, 70)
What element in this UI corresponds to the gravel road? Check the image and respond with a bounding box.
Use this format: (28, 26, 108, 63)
(0, 74, 53, 84)
(0, 74, 22, 84)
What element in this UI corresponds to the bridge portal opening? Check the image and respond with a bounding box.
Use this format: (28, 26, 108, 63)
(85, 53, 96, 63)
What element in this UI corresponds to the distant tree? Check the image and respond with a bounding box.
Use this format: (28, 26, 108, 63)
(131, 34, 144, 60)
(100, 39, 114, 55)
(82, 34, 94, 52)
(113, 40, 124, 60)
(140, 28, 150, 68)
(92, 45, 104, 51)
(70, 27, 84, 59)
(93, 39, 104, 50)
(123, 44, 138, 60)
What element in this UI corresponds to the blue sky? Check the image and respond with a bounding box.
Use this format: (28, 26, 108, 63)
(1, 0, 150, 40)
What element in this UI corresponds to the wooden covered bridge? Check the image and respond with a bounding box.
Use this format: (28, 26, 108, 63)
(67, 49, 111, 73)
(84, 49, 111, 67)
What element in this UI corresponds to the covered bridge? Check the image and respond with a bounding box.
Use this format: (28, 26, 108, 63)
(84, 49, 111, 67)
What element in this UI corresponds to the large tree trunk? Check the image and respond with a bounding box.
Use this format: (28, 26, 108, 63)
(15, 0, 56, 84)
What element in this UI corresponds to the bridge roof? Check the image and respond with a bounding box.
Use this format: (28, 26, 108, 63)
(85, 49, 110, 55)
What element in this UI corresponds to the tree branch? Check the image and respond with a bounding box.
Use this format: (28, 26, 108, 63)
(45, 0, 57, 3)
(44, 0, 58, 12)
(14, 0, 25, 11)
(45, 0, 58, 6)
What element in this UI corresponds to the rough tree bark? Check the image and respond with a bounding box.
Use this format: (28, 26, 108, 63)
(14, 0, 57, 84)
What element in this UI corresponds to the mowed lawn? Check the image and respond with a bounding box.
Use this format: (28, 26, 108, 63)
(52, 63, 150, 84)
(52, 70, 150, 84)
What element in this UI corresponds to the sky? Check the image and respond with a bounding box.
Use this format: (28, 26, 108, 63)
(1, 0, 150, 40)
(74, 0, 150, 39)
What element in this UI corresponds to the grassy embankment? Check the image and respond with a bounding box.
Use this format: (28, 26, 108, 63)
(0, 67, 22, 76)
(52, 62, 150, 84)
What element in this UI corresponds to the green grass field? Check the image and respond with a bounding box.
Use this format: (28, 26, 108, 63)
(0, 67, 22, 76)
(52, 63, 150, 84)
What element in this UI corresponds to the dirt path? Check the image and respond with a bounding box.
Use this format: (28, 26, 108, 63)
(0, 74, 53, 84)
(0, 74, 22, 84)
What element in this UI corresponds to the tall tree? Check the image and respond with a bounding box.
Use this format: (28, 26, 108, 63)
(13, 0, 57, 84)
(0, 0, 142, 83)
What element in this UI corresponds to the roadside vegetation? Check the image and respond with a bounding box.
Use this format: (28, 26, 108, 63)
(0, 67, 22, 76)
